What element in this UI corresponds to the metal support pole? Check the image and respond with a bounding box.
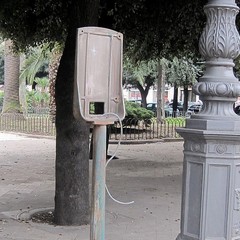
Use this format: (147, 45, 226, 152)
(90, 124, 106, 240)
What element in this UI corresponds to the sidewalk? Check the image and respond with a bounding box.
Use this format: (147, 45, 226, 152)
(0, 132, 183, 240)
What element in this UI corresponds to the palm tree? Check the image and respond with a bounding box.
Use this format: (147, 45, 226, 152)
(20, 45, 49, 86)
(2, 39, 22, 114)
(20, 43, 62, 119)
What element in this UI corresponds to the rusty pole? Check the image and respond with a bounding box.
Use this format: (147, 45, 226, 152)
(90, 124, 106, 240)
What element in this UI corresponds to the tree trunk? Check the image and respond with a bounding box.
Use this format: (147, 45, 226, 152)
(157, 64, 165, 121)
(2, 40, 21, 114)
(183, 85, 189, 113)
(19, 55, 27, 114)
(136, 81, 149, 108)
(173, 85, 178, 118)
(140, 91, 148, 108)
(54, 0, 100, 225)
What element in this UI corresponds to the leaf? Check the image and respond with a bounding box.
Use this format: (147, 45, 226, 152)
(20, 44, 50, 84)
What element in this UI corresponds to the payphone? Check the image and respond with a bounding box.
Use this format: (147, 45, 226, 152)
(73, 27, 125, 240)
(73, 27, 125, 124)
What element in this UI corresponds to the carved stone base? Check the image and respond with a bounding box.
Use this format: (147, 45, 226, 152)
(176, 128, 240, 240)
(186, 118, 240, 131)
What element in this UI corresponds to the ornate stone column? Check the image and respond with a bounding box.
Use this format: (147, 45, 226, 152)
(177, 0, 240, 239)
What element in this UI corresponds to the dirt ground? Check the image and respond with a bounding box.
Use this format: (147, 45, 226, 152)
(0, 132, 184, 240)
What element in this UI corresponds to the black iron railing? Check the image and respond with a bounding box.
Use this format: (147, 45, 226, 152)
(109, 118, 185, 140)
(0, 114, 56, 136)
(0, 114, 185, 140)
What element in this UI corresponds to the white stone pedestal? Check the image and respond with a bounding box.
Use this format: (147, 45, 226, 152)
(177, 129, 240, 240)
(176, 0, 240, 239)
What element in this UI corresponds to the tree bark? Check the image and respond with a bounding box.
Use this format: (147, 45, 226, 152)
(183, 85, 189, 113)
(157, 64, 165, 121)
(136, 81, 150, 108)
(54, 0, 100, 225)
(2, 40, 21, 114)
(49, 48, 62, 123)
(173, 85, 178, 118)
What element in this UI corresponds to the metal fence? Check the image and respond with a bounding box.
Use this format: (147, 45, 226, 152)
(0, 114, 56, 136)
(0, 114, 185, 140)
(109, 118, 185, 140)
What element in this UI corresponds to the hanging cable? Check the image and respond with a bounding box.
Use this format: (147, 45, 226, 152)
(103, 113, 134, 205)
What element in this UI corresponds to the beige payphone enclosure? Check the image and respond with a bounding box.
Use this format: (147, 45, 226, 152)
(73, 27, 125, 123)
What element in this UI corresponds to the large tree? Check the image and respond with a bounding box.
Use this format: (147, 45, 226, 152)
(161, 57, 202, 113)
(0, 0, 99, 225)
(54, 0, 99, 225)
(123, 57, 157, 108)
(0, 0, 212, 225)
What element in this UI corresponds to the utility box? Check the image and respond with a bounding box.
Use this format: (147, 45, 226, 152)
(73, 27, 125, 124)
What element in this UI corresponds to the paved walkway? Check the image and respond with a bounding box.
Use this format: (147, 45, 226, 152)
(0, 132, 184, 240)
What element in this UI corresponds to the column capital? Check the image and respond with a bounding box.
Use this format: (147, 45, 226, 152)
(188, 0, 240, 127)
(199, 4, 240, 62)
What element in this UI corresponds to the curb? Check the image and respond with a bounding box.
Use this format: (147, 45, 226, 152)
(110, 138, 183, 145)
(162, 138, 184, 142)
(109, 139, 164, 144)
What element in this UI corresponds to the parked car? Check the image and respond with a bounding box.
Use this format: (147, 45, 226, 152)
(168, 101, 184, 112)
(185, 103, 203, 117)
(146, 103, 179, 117)
(234, 105, 240, 115)
(164, 105, 180, 117)
(234, 101, 240, 115)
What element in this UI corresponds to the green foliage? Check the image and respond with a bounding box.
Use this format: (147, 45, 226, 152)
(26, 90, 50, 109)
(0, 0, 68, 52)
(26, 77, 50, 109)
(123, 56, 158, 107)
(20, 45, 50, 85)
(161, 1, 207, 59)
(125, 101, 154, 120)
(160, 57, 202, 87)
(123, 56, 157, 87)
(0, 0, 208, 59)
(164, 117, 186, 125)
(0, 91, 4, 106)
(110, 0, 207, 60)
(35, 77, 49, 89)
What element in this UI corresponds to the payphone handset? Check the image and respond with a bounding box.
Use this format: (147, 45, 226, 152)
(73, 27, 125, 124)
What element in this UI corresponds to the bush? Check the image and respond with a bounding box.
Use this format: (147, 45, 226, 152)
(26, 90, 50, 110)
(0, 91, 4, 106)
(124, 101, 154, 122)
(165, 117, 186, 125)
